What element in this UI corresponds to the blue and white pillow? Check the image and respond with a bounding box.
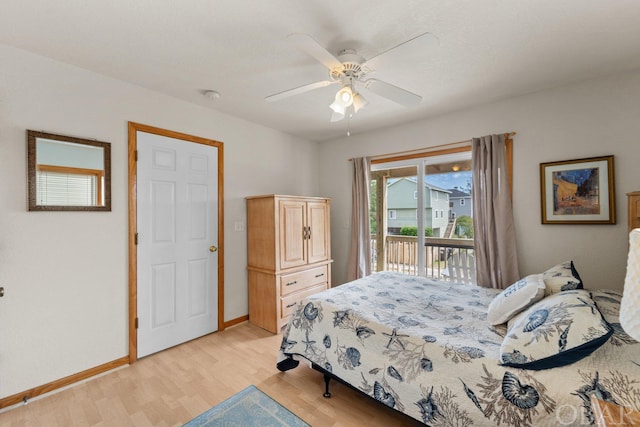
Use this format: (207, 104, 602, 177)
(542, 260, 583, 296)
(487, 274, 546, 325)
(500, 290, 612, 370)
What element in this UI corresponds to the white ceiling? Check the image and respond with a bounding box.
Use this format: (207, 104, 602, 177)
(2, 1, 640, 142)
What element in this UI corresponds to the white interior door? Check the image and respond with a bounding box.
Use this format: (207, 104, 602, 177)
(136, 131, 219, 358)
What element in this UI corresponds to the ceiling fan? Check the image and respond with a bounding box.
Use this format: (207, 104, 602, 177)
(265, 32, 437, 122)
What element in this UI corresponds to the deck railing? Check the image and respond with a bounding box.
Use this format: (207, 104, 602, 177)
(371, 235, 475, 284)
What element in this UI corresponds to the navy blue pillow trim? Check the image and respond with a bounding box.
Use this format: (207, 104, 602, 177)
(500, 326, 613, 371)
(570, 260, 583, 288)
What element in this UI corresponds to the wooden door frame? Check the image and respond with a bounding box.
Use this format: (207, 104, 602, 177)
(128, 122, 225, 364)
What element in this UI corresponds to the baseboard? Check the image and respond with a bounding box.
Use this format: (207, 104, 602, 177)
(0, 356, 129, 409)
(224, 314, 249, 329)
(0, 318, 248, 409)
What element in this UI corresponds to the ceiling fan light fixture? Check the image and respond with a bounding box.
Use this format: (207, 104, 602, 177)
(330, 110, 345, 122)
(329, 100, 346, 115)
(334, 85, 354, 107)
(352, 92, 368, 113)
(331, 111, 344, 122)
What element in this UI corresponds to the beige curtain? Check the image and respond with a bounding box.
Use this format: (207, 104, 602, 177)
(472, 134, 519, 289)
(347, 157, 372, 281)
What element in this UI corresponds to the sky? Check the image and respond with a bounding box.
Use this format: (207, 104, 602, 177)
(425, 171, 472, 191)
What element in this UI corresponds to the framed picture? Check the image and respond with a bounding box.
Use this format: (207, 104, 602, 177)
(540, 155, 615, 224)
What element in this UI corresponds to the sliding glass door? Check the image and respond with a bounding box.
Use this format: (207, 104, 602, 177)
(369, 150, 475, 283)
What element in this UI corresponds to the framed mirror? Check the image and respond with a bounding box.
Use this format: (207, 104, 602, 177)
(27, 130, 111, 211)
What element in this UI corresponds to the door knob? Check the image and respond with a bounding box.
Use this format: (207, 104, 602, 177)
(209, 246, 218, 253)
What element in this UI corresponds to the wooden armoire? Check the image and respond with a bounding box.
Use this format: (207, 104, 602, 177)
(628, 191, 640, 231)
(246, 195, 332, 333)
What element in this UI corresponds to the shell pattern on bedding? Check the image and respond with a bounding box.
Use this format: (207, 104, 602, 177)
(278, 272, 640, 426)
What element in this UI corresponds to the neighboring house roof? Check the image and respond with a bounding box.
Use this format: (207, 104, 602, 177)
(388, 177, 451, 193)
(448, 188, 471, 198)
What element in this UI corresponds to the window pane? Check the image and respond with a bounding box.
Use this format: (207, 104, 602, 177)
(370, 164, 419, 275)
(37, 171, 97, 205)
(422, 153, 474, 283)
(424, 155, 473, 239)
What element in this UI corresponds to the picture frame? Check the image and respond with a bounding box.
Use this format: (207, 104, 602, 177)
(540, 155, 615, 224)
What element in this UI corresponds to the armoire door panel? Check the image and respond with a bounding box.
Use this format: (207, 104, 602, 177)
(307, 201, 330, 264)
(279, 200, 307, 269)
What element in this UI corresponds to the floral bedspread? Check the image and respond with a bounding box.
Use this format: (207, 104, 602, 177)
(277, 271, 640, 426)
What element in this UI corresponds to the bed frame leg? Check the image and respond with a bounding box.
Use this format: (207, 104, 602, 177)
(323, 373, 332, 398)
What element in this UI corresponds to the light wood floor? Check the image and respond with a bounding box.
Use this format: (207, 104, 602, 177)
(0, 322, 423, 426)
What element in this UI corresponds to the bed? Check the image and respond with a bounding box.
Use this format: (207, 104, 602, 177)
(277, 270, 640, 426)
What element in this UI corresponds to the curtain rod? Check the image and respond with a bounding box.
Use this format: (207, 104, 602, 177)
(348, 131, 516, 162)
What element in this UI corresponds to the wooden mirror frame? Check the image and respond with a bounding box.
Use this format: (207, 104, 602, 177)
(27, 130, 112, 211)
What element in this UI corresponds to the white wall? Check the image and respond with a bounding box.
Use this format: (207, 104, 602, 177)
(0, 45, 320, 398)
(2, 41, 638, 401)
(320, 70, 640, 291)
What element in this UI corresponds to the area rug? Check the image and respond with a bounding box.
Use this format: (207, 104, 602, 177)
(183, 385, 310, 427)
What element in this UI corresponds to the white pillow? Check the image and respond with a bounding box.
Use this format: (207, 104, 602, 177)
(487, 274, 546, 325)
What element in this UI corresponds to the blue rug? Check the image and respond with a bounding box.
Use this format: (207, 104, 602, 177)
(183, 385, 310, 427)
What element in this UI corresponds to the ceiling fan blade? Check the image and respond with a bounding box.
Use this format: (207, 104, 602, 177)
(287, 33, 343, 70)
(364, 79, 422, 107)
(364, 31, 438, 69)
(265, 80, 336, 103)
